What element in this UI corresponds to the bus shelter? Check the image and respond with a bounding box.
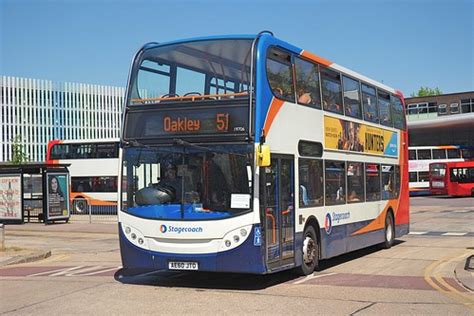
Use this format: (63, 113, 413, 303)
(0, 163, 71, 224)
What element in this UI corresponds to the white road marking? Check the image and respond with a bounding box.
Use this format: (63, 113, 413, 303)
(79, 266, 121, 276)
(409, 232, 428, 235)
(293, 272, 337, 285)
(441, 232, 467, 236)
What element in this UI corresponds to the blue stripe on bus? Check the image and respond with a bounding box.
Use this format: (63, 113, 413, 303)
(119, 223, 267, 274)
(254, 34, 304, 143)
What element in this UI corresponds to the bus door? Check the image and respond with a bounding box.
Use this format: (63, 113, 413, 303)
(260, 155, 295, 270)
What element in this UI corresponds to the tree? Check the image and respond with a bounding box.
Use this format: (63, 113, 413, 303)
(11, 135, 29, 165)
(411, 87, 443, 97)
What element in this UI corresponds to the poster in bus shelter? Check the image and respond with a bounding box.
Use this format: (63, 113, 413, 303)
(46, 173, 70, 221)
(0, 174, 23, 223)
(324, 116, 398, 157)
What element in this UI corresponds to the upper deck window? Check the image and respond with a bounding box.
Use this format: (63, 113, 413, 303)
(321, 68, 343, 114)
(131, 39, 253, 104)
(342, 76, 361, 119)
(266, 48, 295, 102)
(391, 95, 406, 130)
(294, 57, 321, 108)
(362, 84, 379, 123)
(378, 90, 392, 127)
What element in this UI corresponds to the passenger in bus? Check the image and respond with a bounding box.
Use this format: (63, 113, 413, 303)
(156, 163, 182, 202)
(383, 178, 393, 199)
(297, 90, 312, 104)
(272, 87, 284, 98)
(348, 190, 360, 202)
(336, 186, 344, 201)
(299, 184, 310, 206)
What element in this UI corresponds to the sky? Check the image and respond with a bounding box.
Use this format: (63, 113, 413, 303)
(1, 0, 473, 96)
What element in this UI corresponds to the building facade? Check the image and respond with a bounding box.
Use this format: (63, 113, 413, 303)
(1, 76, 124, 162)
(405, 91, 474, 147)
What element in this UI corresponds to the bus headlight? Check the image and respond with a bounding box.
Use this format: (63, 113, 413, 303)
(219, 225, 252, 251)
(121, 223, 148, 250)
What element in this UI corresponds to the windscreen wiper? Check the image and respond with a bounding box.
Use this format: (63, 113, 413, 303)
(173, 138, 215, 152)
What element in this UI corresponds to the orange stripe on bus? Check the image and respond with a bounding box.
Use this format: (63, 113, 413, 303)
(263, 98, 285, 136)
(300, 50, 332, 67)
(352, 131, 408, 236)
(70, 192, 117, 206)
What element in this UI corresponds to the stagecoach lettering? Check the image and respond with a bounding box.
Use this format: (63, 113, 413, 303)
(163, 116, 201, 132)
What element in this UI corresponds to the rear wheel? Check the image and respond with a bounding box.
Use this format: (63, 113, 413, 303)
(297, 225, 318, 275)
(74, 198, 88, 214)
(382, 212, 395, 249)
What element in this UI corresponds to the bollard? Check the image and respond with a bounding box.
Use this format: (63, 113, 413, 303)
(0, 223, 4, 251)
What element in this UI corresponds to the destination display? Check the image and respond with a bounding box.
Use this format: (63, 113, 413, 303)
(324, 116, 398, 157)
(124, 106, 249, 139)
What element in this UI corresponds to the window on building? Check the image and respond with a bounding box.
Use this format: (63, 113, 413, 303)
(299, 159, 324, 207)
(438, 104, 447, 115)
(267, 48, 295, 102)
(449, 103, 459, 114)
(294, 57, 321, 108)
(460, 98, 473, 113)
(366, 163, 380, 201)
(342, 76, 361, 118)
(321, 68, 343, 114)
(347, 162, 364, 203)
(362, 84, 379, 123)
(325, 160, 346, 205)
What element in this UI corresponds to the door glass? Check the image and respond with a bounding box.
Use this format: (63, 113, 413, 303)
(262, 162, 280, 262)
(280, 159, 294, 259)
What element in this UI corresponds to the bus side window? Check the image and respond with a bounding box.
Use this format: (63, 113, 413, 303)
(362, 84, 379, 124)
(366, 164, 381, 201)
(324, 160, 346, 205)
(266, 48, 295, 102)
(298, 158, 323, 207)
(321, 68, 343, 114)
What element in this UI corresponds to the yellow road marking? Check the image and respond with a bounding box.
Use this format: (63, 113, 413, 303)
(424, 250, 474, 308)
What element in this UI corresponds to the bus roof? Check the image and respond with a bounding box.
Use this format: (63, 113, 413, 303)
(141, 33, 400, 96)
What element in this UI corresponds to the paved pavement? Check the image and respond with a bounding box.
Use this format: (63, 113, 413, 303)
(0, 196, 473, 314)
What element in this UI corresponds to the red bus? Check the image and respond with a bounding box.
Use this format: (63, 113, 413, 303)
(429, 161, 474, 197)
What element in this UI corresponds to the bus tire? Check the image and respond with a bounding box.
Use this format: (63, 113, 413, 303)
(74, 198, 88, 214)
(297, 225, 318, 276)
(382, 211, 395, 249)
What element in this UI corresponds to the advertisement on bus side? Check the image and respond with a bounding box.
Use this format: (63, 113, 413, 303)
(324, 116, 398, 157)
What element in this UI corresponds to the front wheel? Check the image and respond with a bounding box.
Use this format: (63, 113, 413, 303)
(296, 225, 319, 275)
(382, 212, 395, 249)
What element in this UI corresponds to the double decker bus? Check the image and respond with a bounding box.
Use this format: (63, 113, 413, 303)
(46, 139, 120, 213)
(409, 145, 472, 195)
(430, 161, 474, 197)
(119, 32, 409, 275)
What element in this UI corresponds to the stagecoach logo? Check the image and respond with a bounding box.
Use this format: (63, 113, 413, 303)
(160, 225, 167, 233)
(324, 213, 332, 235)
(159, 224, 203, 234)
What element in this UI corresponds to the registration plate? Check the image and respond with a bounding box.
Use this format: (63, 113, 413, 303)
(168, 261, 198, 270)
(432, 181, 444, 188)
